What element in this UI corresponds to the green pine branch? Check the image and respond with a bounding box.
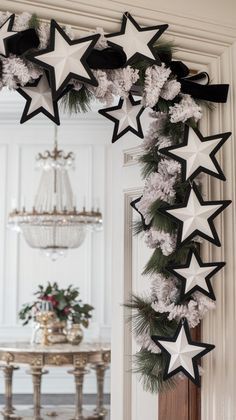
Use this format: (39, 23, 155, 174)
(134, 350, 176, 393)
(60, 86, 93, 114)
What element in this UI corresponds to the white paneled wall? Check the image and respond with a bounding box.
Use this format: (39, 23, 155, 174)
(0, 90, 112, 393)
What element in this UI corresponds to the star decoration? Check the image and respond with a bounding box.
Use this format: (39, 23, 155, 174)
(167, 248, 225, 300)
(151, 319, 215, 386)
(159, 182, 231, 247)
(0, 14, 18, 57)
(98, 94, 145, 143)
(159, 125, 231, 181)
(17, 72, 60, 125)
(106, 12, 168, 65)
(27, 19, 99, 99)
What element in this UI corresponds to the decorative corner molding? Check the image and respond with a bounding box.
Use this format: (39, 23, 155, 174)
(123, 146, 142, 167)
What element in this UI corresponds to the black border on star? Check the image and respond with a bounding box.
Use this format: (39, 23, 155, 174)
(159, 124, 231, 182)
(167, 247, 225, 301)
(130, 195, 152, 231)
(17, 72, 65, 125)
(98, 93, 145, 143)
(158, 182, 231, 247)
(27, 19, 99, 99)
(106, 12, 168, 65)
(151, 319, 215, 386)
(0, 14, 17, 57)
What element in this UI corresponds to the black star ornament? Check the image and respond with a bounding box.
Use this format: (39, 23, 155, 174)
(106, 12, 168, 65)
(0, 14, 18, 57)
(159, 182, 231, 247)
(160, 125, 231, 182)
(98, 94, 145, 143)
(27, 19, 99, 99)
(17, 72, 60, 125)
(151, 319, 215, 386)
(167, 248, 225, 300)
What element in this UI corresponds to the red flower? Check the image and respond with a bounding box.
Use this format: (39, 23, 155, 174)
(63, 307, 71, 315)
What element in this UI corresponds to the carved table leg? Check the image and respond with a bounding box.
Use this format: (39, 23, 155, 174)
(92, 364, 108, 417)
(27, 367, 48, 420)
(68, 367, 88, 420)
(0, 364, 19, 416)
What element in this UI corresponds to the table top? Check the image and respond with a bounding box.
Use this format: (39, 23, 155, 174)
(0, 342, 110, 354)
(0, 342, 111, 367)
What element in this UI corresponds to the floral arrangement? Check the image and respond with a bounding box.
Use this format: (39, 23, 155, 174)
(19, 282, 94, 327)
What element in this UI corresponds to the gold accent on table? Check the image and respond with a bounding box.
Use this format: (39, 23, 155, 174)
(2, 352, 14, 364)
(31, 356, 44, 367)
(36, 310, 56, 346)
(50, 355, 69, 366)
(74, 354, 88, 368)
(102, 351, 111, 364)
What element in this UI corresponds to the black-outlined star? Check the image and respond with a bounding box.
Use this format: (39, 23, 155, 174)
(167, 248, 225, 300)
(17, 72, 60, 125)
(27, 19, 99, 99)
(159, 182, 231, 247)
(152, 319, 215, 386)
(159, 125, 231, 182)
(98, 94, 145, 143)
(106, 12, 168, 65)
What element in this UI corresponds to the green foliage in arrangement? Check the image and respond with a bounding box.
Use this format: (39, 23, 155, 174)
(19, 282, 94, 327)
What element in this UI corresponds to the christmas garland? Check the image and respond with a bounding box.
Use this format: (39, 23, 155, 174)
(0, 10, 231, 391)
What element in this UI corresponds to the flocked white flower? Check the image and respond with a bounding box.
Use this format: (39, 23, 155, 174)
(160, 78, 181, 100)
(169, 94, 202, 123)
(142, 64, 171, 108)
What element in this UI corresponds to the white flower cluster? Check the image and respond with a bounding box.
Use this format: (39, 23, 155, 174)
(144, 228, 177, 256)
(142, 64, 171, 108)
(136, 161, 180, 225)
(142, 111, 171, 150)
(169, 94, 202, 123)
(161, 79, 181, 100)
(0, 56, 42, 90)
(108, 66, 140, 98)
(151, 274, 215, 328)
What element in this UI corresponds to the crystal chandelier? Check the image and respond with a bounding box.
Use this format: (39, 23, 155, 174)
(8, 129, 102, 261)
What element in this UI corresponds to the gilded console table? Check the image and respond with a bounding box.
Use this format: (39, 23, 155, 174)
(0, 342, 110, 420)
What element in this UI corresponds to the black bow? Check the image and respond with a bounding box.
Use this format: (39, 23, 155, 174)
(6, 28, 40, 55)
(87, 47, 127, 69)
(170, 61, 229, 103)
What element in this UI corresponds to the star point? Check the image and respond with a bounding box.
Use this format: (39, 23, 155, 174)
(0, 14, 18, 57)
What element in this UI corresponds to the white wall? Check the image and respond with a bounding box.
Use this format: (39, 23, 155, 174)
(0, 89, 112, 393)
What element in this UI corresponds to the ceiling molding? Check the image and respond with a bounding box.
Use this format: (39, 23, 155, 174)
(0, 0, 236, 42)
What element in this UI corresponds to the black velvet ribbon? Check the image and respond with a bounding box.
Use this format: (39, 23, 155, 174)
(6, 28, 40, 55)
(87, 47, 127, 69)
(170, 60, 229, 103)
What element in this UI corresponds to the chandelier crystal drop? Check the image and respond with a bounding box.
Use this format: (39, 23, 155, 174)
(8, 130, 102, 261)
